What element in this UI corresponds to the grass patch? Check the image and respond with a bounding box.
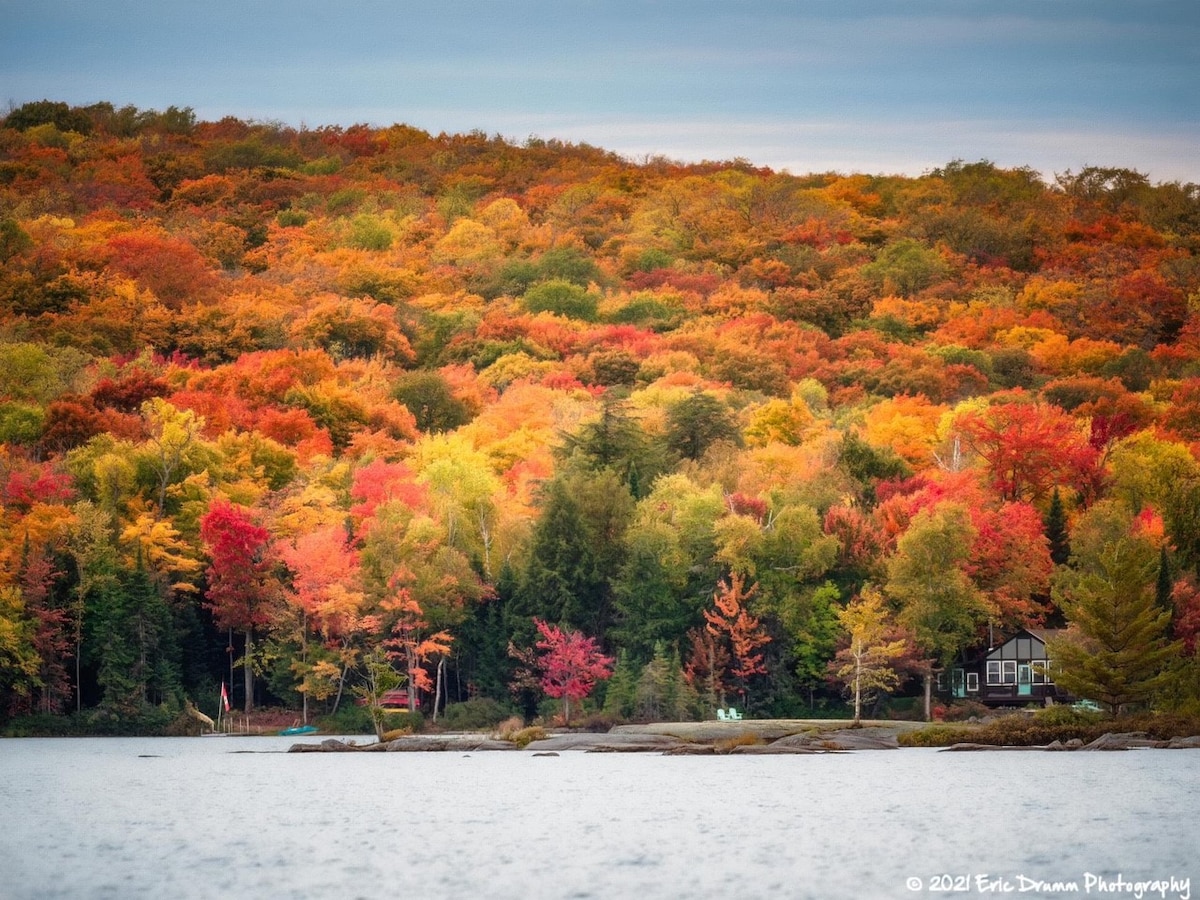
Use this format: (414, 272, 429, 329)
(716, 731, 764, 753)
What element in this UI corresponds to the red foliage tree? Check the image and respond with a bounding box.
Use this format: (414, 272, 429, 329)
(2, 459, 77, 511)
(90, 369, 169, 413)
(694, 573, 770, 707)
(966, 501, 1054, 630)
(1173, 576, 1200, 657)
(954, 395, 1099, 503)
(533, 618, 614, 726)
(104, 231, 217, 308)
(21, 547, 72, 715)
(200, 499, 280, 712)
(349, 458, 426, 526)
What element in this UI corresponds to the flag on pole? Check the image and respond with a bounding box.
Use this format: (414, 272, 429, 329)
(220, 682, 231, 713)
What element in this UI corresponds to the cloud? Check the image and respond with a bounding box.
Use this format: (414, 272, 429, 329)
(4, 0, 1196, 180)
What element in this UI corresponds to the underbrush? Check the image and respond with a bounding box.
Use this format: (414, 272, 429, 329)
(439, 698, 518, 732)
(317, 704, 423, 736)
(2, 702, 181, 737)
(899, 710, 1200, 747)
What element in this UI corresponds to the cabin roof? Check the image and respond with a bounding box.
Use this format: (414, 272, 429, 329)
(958, 627, 1068, 664)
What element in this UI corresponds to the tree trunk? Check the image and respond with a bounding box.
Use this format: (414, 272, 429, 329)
(433, 657, 445, 723)
(853, 655, 862, 724)
(332, 664, 346, 714)
(243, 629, 255, 714)
(406, 646, 418, 713)
(923, 671, 933, 721)
(300, 610, 308, 725)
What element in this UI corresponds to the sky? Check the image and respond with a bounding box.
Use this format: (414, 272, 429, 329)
(2, 0, 1197, 182)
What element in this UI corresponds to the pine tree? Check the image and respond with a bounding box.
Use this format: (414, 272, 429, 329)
(1156, 545, 1174, 611)
(1050, 537, 1180, 713)
(1045, 487, 1071, 566)
(602, 650, 638, 719)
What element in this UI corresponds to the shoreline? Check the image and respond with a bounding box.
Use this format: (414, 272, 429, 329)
(286, 719, 1200, 754)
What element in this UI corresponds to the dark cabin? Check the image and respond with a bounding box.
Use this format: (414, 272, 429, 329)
(938, 628, 1073, 707)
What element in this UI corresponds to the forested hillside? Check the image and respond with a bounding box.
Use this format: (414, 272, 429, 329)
(2, 100, 1198, 729)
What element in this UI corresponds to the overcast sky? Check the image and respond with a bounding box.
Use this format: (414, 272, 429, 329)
(2, 0, 1196, 181)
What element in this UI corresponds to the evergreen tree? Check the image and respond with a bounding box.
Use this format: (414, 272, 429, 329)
(1050, 536, 1180, 713)
(123, 563, 182, 707)
(632, 643, 695, 722)
(89, 562, 182, 716)
(91, 578, 139, 715)
(602, 650, 638, 719)
(1045, 487, 1071, 566)
(664, 388, 739, 462)
(611, 520, 700, 663)
(559, 393, 667, 498)
(458, 562, 519, 701)
(1157, 545, 1174, 611)
(513, 468, 632, 643)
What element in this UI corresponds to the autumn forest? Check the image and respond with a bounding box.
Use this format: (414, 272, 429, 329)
(2, 100, 1199, 732)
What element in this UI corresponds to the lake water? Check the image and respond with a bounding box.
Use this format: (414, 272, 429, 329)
(0, 736, 1196, 900)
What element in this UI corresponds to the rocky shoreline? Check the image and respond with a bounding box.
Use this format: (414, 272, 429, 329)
(939, 732, 1200, 751)
(286, 720, 1200, 754)
(290, 720, 919, 754)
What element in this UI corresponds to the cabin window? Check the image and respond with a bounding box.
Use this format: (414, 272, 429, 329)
(988, 660, 1017, 684)
(966, 672, 979, 692)
(936, 671, 945, 690)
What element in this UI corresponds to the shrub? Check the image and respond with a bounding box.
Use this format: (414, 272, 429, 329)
(941, 700, 991, 722)
(522, 279, 599, 321)
(898, 725, 978, 748)
(507, 725, 548, 748)
(277, 209, 308, 228)
(318, 704, 422, 735)
(2, 712, 80, 737)
(898, 712, 1200, 747)
(1034, 705, 1105, 727)
(493, 716, 526, 740)
(441, 697, 516, 731)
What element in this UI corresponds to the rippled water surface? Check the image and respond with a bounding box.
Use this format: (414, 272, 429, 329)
(1, 736, 1196, 899)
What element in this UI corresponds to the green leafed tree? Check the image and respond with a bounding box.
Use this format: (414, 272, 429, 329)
(887, 503, 989, 719)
